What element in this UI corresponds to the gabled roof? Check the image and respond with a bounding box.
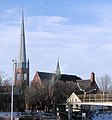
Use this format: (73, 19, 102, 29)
(32, 71, 82, 86)
(77, 79, 91, 91)
(32, 71, 43, 88)
(59, 74, 82, 82)
(77, 79, 99, 93)
(34, 71, 82, 82)
(67, 92, 81, 103)
(38, 71, 53, 84)
(32, 71, 99, 94)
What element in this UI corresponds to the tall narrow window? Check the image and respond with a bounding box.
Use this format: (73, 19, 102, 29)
(17, 73, 20, 80)
(24, 73, 27, 80)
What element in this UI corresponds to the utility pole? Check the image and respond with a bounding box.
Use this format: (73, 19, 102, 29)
(11, 60, 14, 120)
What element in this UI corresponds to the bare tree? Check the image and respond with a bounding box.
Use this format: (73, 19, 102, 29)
(0, 71, 12, 111)
(30, 84, 50, 111)
(97, 74, 112, 93)
(30, 79, 81, 112)
(0, 71, 11, 86)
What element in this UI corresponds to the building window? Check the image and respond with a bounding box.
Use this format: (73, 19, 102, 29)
(17, 74, 20, 80)
(24, 73, 27, 80)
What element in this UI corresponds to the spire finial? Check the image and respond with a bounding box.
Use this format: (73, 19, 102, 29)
(22, 3, 24, 13)
(21, 0, 24, 17)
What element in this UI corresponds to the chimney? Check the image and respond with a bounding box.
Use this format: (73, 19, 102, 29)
(90, 72, 95, 82)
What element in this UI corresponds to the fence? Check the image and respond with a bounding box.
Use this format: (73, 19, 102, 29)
(78, 94, 112, 103)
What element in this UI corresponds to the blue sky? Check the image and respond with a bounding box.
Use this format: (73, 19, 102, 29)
(1, 0, 112, 80)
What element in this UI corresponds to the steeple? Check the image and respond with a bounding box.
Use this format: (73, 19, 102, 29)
(18, 11, 26, 67)
(14, 10, 29, 87)
(55, 58, 61, 76)
(14, 7, 30, 111)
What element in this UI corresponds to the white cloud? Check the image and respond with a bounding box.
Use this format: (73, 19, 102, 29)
(23, 14, 112, 80)
(1, 4, 112, 79)
(0, 7, 19, 19)
(26, 15, 69, 30)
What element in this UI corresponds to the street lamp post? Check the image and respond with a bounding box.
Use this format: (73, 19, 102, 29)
(11, 60, 14, 120)
(83, 91, 86, 102)
(76, 81, 96, 100)
(83, 89, 96, 102)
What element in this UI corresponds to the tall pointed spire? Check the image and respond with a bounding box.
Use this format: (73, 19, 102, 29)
(55, 58, 61, 75)
(18, 10, 26, 67)
(14, 6, 30, 110)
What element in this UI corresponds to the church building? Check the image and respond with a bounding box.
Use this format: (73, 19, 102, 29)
(13, 11, 99, 111)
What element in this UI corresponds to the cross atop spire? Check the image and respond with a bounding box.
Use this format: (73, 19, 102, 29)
(18, 10, 26, 67)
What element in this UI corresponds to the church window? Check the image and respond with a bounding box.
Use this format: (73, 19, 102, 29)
(24, 73, 27, 80)
(17, 74, 20, 80)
